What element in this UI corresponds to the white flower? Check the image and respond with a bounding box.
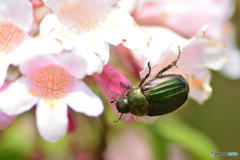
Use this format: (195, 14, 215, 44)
(42, 0, 151, 49)
(39, 13, 109, 75)
(0, 51, 104, 142)
(0, 0, 33, 87)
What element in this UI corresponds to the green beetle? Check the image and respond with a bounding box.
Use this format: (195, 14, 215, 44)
(111, 47, 189, 122)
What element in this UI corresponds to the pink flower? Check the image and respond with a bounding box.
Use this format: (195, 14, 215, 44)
(0, 53, 104, 141)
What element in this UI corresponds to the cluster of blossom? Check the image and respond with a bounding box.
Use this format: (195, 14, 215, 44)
(0, 0, 235, 142)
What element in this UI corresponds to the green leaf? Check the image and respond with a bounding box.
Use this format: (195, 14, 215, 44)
(152, 115, 220, 160)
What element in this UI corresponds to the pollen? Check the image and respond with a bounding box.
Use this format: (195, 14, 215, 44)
(31, 65, 74, 99)
(0, 19, 25, 55)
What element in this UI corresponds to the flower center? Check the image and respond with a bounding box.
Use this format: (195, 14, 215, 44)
(31, 65, 74, 99)
(0, 19, 25, 55)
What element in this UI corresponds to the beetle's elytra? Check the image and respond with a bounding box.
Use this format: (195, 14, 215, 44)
(111, 47, 189, 122)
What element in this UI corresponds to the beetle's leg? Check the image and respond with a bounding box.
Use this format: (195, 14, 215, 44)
(120, 82, 132, 89)
(111, 99, 117, 103)
(139, 62, 151, 87)
(156, 46, 181, 77)
(114, 113, 123, 123)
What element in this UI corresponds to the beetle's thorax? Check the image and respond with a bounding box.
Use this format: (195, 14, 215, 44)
(126, 88, 149, 116)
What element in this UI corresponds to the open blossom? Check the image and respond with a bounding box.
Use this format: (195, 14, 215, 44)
(0, 41, 104, 141)
(0, 0, 33, 87)
(42, 0, 151, 49)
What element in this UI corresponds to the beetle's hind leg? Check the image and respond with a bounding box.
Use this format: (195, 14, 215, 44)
(156, 46, 181, 77)
(139, 62, 151, 87)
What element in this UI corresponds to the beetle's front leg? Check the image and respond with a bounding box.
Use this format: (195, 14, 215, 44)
(111, 99, 118, 103)
(120, 82, 132, 89)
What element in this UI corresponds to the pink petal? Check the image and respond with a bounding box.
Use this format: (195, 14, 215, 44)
(19, 54, 55, 76)
(94, 64, 135, 122)
(56, 53, 87, 79)
(0, 109, 16, 130)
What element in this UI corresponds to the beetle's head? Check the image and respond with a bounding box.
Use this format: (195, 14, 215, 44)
(116, 97, 130, 114)
(111, 97, 130, 122)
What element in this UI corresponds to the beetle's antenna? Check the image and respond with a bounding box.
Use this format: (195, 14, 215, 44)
(156, 46, 181, 77)
(114, 113, 123, 123)
(139, 62, 151, 87)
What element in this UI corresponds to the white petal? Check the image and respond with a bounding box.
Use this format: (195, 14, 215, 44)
(0, 77, 39, 115)
(104, 0, 120, 6)
(189, 72, 212, 104)
(36, 99, 68, 142)
(185, 38, 229, 71)
(10, 37, 63, 66)
(221, 49, 240, 79)
(67, 81, 104, 117)
(99, 8, 152, 49)
(0, 0, 33, 32)
(75, 34, 110, 65)
(74, 39, 105, 75)
(0, 109, 16, 130)
(40, 13, 76, 50)
(42, 0, 65, 13)
(56, 53, 87, 79)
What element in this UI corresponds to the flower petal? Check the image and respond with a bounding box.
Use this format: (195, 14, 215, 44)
(74, 33, 110, 65)
(0, 0, 33, 32)
(188, 71, 212, 104)
(36, 99, 68, 142)
(56, 53, 87, 79)
(98, 8, 152, 49)
(67, 81, 104, 117)
(221, 49, 240, 79)
(183, 38, 229, 71)
(39, 13, 76, 50)
(18, 54, 55, 76)
(10, 37, 63, 66)
(0, 77, 39, 115)
(0, 109, 16, 130)
(94, 64, 135, 122)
